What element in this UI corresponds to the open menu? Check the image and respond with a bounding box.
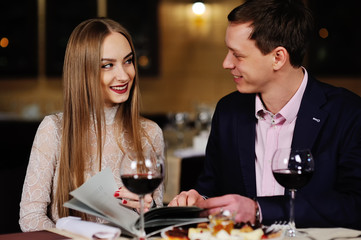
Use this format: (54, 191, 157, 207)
(63, 167, 207, 237)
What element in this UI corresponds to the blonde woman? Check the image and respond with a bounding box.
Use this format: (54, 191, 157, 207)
(19, 18, 164, 232)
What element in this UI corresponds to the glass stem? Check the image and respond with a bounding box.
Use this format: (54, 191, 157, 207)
(139, 195, 146, 239)
(288, 189, 296, 237)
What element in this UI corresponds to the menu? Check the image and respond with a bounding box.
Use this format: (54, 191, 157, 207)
(64, 167, 207, 237)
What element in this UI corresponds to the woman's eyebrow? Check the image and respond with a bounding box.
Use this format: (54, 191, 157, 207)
(101, 57, 116, 62)
(124, 52, 134, 59)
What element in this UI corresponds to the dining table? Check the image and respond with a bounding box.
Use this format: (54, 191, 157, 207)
(0, 227, 361, 240)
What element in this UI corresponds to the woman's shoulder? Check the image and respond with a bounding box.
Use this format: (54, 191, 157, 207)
(140, 117, 162, 133)
(37, 112, 63, 133)
(140, 117, 165, 152)
(42, 112, 63, 125)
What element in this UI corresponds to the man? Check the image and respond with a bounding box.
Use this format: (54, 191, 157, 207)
(168, 0, 361, 230)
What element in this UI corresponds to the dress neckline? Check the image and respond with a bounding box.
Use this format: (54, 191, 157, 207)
(104, 105, 119, 125)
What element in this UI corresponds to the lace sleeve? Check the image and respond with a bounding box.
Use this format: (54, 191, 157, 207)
(19, 115, 61, 231)
(142, 119, 165, 207)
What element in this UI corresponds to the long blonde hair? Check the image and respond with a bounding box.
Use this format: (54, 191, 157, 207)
(56, 18, 143, 218)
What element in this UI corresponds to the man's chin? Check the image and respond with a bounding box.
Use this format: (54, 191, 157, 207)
(236, 86, 254, 94)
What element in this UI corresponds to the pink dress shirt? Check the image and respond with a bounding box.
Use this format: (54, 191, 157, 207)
(255, 68, 308, 196)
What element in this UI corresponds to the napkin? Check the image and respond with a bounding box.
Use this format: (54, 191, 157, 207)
(56, 216, 121, 240)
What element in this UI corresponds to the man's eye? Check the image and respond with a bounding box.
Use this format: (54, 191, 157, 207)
(101, 63, 113, 69)
(233, 54, 242, 59)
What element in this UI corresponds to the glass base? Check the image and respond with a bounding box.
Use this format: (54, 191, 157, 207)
(284, 228, 309, 239)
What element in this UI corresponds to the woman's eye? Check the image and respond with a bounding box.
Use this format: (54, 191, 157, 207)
(125, 58, 133, 64)
(101, 63, 113, 69)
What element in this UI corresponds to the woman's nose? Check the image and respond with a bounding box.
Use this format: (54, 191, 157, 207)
(115, 66, 129, 81)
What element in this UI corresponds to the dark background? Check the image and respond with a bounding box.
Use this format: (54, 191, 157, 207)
(0, 0, 159, 79)
(307, 0, 361, 77)
(1, 0, 360, 79)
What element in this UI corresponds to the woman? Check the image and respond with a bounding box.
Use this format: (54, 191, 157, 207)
(19, 18, 164, 231)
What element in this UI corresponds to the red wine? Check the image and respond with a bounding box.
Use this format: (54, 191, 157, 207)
(121, 174, 162, 195)
(273, 169, 313, 190)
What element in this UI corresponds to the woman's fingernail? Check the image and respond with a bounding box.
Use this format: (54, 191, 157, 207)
(114, 192, 119, 197)
(122, 199, 128, 204)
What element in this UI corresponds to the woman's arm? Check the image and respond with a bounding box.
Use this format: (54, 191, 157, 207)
(19, 115, 61, 231)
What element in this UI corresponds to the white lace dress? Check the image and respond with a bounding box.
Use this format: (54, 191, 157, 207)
(19, 106, 165, 232)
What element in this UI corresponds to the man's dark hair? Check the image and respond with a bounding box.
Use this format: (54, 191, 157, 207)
(228, 0, 314, 67)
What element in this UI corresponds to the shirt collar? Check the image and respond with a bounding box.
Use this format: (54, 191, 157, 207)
(255, 67, 308, 123)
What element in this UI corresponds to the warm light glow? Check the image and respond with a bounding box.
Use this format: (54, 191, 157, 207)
(192, 2, 206, 15)
(0, 37, 9, 48)
(138, 55, 150, 67)
(319, 28, 329, 39)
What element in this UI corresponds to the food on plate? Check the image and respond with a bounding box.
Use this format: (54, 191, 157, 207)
(163, 211, 283, 240)
(164, 226, 189, 240)
(164, 223, 282, 240)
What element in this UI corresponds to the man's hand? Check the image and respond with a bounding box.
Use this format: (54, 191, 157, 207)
(167, 189, 205, 206)
(197, 194, 257, 224)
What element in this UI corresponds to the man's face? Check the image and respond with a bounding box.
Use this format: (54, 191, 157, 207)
(223, 22, 275, 94)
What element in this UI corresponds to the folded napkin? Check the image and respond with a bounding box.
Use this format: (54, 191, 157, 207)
(56, 216, 121, 240)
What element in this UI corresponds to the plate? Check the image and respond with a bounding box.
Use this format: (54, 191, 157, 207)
(160, 222, 285, 240)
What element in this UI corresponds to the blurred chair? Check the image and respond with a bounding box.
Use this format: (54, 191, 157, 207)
(0, 120, 40, 234)
(179, 155, 205, 192)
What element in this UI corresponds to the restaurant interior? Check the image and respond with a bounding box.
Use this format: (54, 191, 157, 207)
(0, 0, 361, 235)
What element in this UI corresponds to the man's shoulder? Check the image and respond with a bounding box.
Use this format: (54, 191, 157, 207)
(218, 91, 255, 105)
(214, 91, 256, 116)
(307, 76, 361, 117)
(311, 77, 361, 106)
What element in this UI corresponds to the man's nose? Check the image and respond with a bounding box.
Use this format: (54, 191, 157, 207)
(223, 52, 235, 70)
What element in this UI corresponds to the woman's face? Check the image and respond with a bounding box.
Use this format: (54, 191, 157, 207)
(100, 32, 135, 108)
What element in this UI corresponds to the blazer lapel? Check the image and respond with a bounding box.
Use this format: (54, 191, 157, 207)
(292, 77, 328, 149)
(236, 94, 257, 198)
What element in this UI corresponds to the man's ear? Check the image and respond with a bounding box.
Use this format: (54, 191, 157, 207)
(272, 47, 288, 70)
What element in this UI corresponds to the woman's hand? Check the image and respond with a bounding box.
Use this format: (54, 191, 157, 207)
(167, 189, 205, 206)
(114, 187, 154, 212)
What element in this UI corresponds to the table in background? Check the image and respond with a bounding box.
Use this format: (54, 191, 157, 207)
(163, 127, 206, 204)
(163, 149, 205, 204)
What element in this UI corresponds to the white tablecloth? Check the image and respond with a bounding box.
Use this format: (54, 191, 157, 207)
(49, 227, 361, 239)
(299, 227, 361, 240)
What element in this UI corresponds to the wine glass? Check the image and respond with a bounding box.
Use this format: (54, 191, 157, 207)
(120, 151, 164, 239)
(271, 148, 314, 238)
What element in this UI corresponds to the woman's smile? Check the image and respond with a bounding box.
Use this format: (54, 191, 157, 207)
(110, 84, 128, 94)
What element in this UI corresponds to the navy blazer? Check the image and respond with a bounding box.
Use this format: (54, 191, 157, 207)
(195, 76, 361, 229)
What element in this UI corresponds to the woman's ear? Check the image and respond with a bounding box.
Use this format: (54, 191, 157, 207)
(272, 47, 288, 70)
